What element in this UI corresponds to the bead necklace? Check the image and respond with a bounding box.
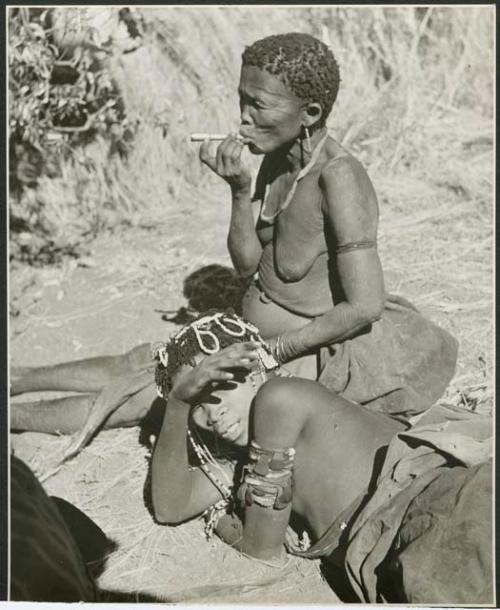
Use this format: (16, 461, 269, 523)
(187, 424, 233, 500)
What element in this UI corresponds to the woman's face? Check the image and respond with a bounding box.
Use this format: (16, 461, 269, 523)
(189, 364, 262, 447)
(238, 65, 305, 154)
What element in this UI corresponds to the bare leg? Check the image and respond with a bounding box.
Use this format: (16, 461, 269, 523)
(11, 343, 153, 396)
(11, 383, 160, 434)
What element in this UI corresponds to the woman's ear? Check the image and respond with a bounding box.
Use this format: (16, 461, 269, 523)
(302, 103, 323, 128)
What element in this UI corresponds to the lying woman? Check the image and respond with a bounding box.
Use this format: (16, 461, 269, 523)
(151, 311, 492, 605)
(199, 32, 458, 421)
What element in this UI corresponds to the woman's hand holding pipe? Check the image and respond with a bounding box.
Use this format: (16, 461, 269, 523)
(199, 134, 252, 194)
(197, 133, 262, 278)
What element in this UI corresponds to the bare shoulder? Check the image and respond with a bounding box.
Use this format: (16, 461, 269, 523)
(320, 139, 376, 199)
(253, 376, 401, 455)
(319, 137, 379, 238)
(252, 376, 336, 448)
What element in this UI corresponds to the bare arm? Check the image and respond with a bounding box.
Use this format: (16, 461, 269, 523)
(199, 135, 262, 278)
(152, 343, 260, 524)
(227, 187, 262, 278)
(272, 157, 386, 361)
(151, 394, 227, 524)
(226, 378, 309, 561)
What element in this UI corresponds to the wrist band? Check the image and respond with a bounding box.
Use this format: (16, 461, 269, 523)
(273, 335, 285, 364)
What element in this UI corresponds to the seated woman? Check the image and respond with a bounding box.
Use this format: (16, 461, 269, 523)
(151, 311, 493, 605)
(11, 34, 460, 445)
(199, 32, 458, 421)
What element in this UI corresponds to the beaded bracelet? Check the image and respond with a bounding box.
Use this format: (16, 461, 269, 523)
(273, 335, 286, 364)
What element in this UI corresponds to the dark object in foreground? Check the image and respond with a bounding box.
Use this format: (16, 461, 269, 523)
(10, 456, 97, 601)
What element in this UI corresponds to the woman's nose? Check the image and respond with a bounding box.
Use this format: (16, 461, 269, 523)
(207, 404, 226, 426)
(240, 103, 252, 126)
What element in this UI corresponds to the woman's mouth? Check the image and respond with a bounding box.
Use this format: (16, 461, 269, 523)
(239, 129, 266, 154)
(217, 421, 241, 441)
(238, 128, 258, 145)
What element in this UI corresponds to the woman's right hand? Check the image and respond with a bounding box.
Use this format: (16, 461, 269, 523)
(170, 342, 260, 405)
(199, 134, 252, 194)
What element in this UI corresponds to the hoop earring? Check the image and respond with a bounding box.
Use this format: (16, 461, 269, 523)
(303, 125, 312, 155)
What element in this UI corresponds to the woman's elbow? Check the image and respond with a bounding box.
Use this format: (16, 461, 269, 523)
(152, 504, 184, 526)
(237, 265, 258, 280)
(151, 498, 171, 524)
(230, 256, 258, 279)
(151, 487, 184, 525)
(356, 298, 385, 325)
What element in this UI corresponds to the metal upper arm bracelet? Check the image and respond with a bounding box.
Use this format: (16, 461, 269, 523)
(238, 441, 295, 511)
(335, 240, 376, 254)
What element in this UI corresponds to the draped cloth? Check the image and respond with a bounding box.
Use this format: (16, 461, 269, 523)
(318, 295, 459, 420)
(290, 404, 493, 605)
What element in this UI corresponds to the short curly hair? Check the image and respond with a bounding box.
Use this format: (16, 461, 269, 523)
(242, 32, 340, 126)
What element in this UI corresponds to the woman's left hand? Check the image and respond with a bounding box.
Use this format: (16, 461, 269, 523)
(170, 342, 260, 405)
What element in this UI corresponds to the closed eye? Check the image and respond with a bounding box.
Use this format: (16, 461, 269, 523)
(252, 98, 266, 109)
(239, 90, 266, 110)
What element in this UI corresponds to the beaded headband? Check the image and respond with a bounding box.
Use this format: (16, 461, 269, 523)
(153, 311, 279, 398)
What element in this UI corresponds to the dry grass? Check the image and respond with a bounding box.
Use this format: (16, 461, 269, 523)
(12, 7, 493, 264)
(9, 4, 494, 603)
(12, 426, 337, 603)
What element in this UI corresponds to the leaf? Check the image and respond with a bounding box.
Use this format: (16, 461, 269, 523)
(29, 23, 45, 40)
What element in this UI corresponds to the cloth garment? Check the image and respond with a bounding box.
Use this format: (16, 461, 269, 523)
(290, 404, 493, 604)
(317, 296, 458, 419)
(10, 455, 96, 602)
(378, 459, 493, 605)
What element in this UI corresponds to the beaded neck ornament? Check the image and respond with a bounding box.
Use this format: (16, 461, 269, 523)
(153, 311, 281, 537)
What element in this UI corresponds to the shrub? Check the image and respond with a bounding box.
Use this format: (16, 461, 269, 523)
(9, 7, 133, 264)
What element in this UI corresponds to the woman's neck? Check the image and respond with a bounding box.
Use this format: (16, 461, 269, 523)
(285, 125, 328, 171)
